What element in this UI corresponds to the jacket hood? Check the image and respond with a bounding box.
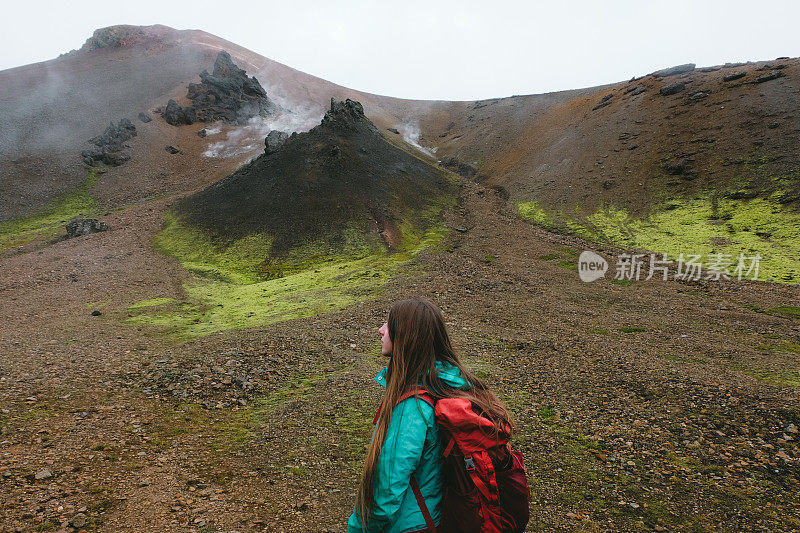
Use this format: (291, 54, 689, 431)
(374, 360, 468, 389)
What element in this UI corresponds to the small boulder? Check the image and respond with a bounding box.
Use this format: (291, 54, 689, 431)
(165, 145, 180, 154)
(264, 130, 289, 154)
(752, 71, 785, 84)
(723, 72, 746, 82)
(82, 118, 137, 166)
(664, 157, 691, 175)
(138, 112, 152, 123)
(660, 82, 685, 96)
(34, 469, 52, 480)
(70, 513, 87, 528)
(65, 218, 109, 239)
(162, 99, 196, 126)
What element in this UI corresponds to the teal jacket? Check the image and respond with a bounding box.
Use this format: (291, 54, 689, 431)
(347, 361, 467, 533)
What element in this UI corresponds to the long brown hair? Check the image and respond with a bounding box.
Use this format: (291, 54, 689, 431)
(355, 297, 515, 528)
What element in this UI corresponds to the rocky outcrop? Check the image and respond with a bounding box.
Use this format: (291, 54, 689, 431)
(723, 72, 746, 82)
(161, 50, 275, 126)
(319, 98, 379, 134)
(592, 93, 613, 111)
(660, 82, 685, 96)
(753, 70, 785, 84)
(81, 119, 136, 166)
(440, 157, 477, 179)
(652, 64, 696, 77)
(264, 130, 288, 154)
(63, 218, 109, 239)
(80, 26, 152, 50)
(162, 99, 196, 126)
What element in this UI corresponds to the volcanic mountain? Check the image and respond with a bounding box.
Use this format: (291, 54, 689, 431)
(162, 97, 458, 280)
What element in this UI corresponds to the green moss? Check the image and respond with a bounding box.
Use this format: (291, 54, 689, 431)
(536, 407, 556, 420)
(0, 167, 103, 250)
(127, 252, 396, 340)
(612, 279, 633, 287)
(768, 305, 800, 318)
(530, 195, 800, 284)
(34, 520, 57, 532)
(131, 193, 453, 340)
(735, 368, 800, 387)
(619, 326, 647, 333)
(127, 297, 174, 310)
(85, 296, 113, 310)
(153, 213, 277, 285)
(485, 254, 497, 263)
(557, 260, 577, 271)
(517, 201, 552, 226)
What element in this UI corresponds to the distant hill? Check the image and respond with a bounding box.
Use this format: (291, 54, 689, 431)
(2, 24, 798, 280)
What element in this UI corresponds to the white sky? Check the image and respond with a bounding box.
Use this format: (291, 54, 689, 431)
(3, 0, 799, 101)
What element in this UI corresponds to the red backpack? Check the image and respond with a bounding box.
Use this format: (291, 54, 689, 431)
(396, 388, 530, 533)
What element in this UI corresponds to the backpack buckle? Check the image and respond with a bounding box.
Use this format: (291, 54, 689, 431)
(464, 456, 476, 471)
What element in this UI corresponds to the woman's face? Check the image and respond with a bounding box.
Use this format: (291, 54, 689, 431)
(379, 321, 392, 357)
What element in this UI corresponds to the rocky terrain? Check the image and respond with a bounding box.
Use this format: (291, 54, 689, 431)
(0, 24, 798, 533)
(160, 51, 275, 126)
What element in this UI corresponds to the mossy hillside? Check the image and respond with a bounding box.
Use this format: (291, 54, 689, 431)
(174, 98, 459, 263)
(519, 195, 800, 283)
(127, 206, 451, 341)
(0, 167, 103, 250)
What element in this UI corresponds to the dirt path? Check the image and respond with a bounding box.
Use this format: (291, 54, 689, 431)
(1, 181, 799, 532)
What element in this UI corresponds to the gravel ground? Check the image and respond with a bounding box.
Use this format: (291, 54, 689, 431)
(1, 181, 798, 532)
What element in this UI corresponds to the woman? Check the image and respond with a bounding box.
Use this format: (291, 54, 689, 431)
(346, 297, 516, 533)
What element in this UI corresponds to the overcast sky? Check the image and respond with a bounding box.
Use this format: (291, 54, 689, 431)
(3, 0, 799, 100)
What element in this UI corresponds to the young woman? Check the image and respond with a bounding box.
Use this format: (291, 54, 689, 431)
(346, 297, 516, 533)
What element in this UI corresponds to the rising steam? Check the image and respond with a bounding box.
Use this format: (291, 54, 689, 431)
(202, 103, 324, 159)
(396, 121, 437, 158)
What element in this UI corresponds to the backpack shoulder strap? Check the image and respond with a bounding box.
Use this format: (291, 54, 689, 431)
(397, 387, 434, 406)
(372, 388, 435, 425)
(410, 475, 438, 533)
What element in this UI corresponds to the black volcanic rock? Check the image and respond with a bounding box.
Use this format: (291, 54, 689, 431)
(264, 130, 288, 154)
(64, 218, 109, 239)
(320, 98, 378, 133)
(440, 157, 478, 179)
(660, 82, 685, 96)
(160, 51, 273, 126)
(723, 72, 746, 82)
(162, 99, 196, 126)
(184, 51, 275, 124)
(752, 70, 785, 84)
(81, 119, 136, 166)
(171, 99, 458, 262)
